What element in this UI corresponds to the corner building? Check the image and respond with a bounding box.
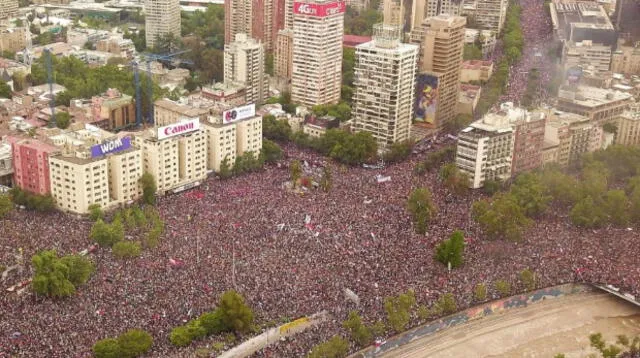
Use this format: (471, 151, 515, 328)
(291, 0, 345, 107)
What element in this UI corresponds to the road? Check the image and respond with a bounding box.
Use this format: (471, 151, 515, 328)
(380, 292, 640, 358)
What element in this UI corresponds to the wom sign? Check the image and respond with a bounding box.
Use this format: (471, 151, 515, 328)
(91, 137, 132, 158)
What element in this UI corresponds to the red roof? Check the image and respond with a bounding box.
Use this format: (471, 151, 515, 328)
(343, 35, 372, 48)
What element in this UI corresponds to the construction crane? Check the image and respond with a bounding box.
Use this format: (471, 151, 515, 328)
(43, 48, 56, 128)
(130, 50, 193, 126)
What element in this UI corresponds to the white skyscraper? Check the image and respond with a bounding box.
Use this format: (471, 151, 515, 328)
(352, 24, 419, 149)
(291, 0, 345, 107)
(224, 33, 269, 105)
(145, 0, 181, 49)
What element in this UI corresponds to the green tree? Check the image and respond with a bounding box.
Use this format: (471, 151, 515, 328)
(383, 140, 413, 163)
(407, 188, 438, 234)
(603, 190, 629, 226)
(519, 268, 536, 291)
(88, 203, 103, 221)
(435, 230, 465, 269)
(218, 155, 233, 179)
(384, 289, 416, 332)
(59, 255, 94, 287)
(265, 52, 274, 75)
(139, 172, 157, 205)
(261, 139, 283, 163)
(495, 280, 511, 296)
(170, 326, 196, 347)
(630, 187, 640, 223)
(290, 160, 302, 187)
(445, 113, 473, 133)
(93, 338, 122, 358)
(262, 115, 292, 141)
(474, 283, 487, 301)
(328, 131, 377, 165)
(0, 194, 13, 218)
(463, 43, 483, 60)
(90, 219, 124, 247)
(0, 80, 12, 99)
(570, 196, 605, 228)
(31, 250, 76, 298)
(117, 329, 153, 358)
(199, 310, 225, 335)
(510, 173, 551, 217)
(472, 193, 532, 241)
(320, 166, 332, 192)
(432, 293, 457, 315)
(482, 179, 502, 195)
(590, 333, 623, 358)
(343, 311, 372, 347)
(439, 163, 469, 195)
(307, 336, 349, 358)
(540, 167, 580, 206)
(112, 241, 142, 259)
(217, 290, 254, 333)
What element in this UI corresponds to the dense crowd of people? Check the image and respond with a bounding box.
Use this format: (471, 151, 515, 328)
(1, 141, 639, 357)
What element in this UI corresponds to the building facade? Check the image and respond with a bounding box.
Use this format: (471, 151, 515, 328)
(291, 0, 345, 107)
(91, 88, 136, 131)
(145, 0, 181, 49)
(475, 0, 507, 33)
(0, 0, 18, 21)
(224, 33, 269, 105)
(225, 0, 285, 51)
(556, 85, 634, 125)
(0, 139, 13, 186)
(615, 107, 640, 146)
(543, 109, 602, 167)
(352, 24, 418, 149)
(510, 108, 546, 176)
(275, 29, 294, 81)
(611, 44, 640, 75)
(410, 14, 466, 130)
(562, 40, 611, 72)
(11, 138, 58, 195)
(0, 27, 31, 54)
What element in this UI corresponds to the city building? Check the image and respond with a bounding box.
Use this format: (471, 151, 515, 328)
(460, 60, 493, 83)
(543, 108, 602, 167)
(457, 83, 481, 115)
(383, 0, 404, 26)
(135, 117, 207, 194)
(47, 125, 142, 214)
(411, 0, 463, 32)
(274, 28, 293, 81)
(201, 82, 247, 106)
(225, 0, 284, 51)
(352, 24, 418, 149)
(224, 33, 268, 106)
(556, 85, 634, 125)
(291, 0, 345, 107)
(456, 107, 514, 188)
(410, 14, 466, 130)
(562, 40, 611, 72)
(11, 138, 58, 195)
(153, 98, 215, 127)
(615, 105, 640, 146)
(95, 36, 136, 59)
(510, 106, 546, 176)
(0, 27, 31, 55)
(611, 43, 640, 75)
(345, 0, 369, 11)
(66, 28, 110, 48)
(202, 103, 262, 172)
(69, 49, 116, 66)
(0, 138, 13, 186)
(464, 28, 497, 56)
(144, 0, 181, 49)
(0, 0, 18, 21)
(550, 1, 617, 46)
(302, 114, 339, 137)
(91, 88, 136, 131)
(343, 34, 372, 48)
(475, 0, 508, 33)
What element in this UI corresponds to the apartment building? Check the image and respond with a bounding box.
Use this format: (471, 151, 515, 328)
(224, 0, 285, 51)
(275, 29, 293, 81)
(0, 27, 31, 54)
(224, 33, 268, 105)
(0, 0, 18, 21)
(411, 0, 463, 32)
(201, 82, 247, 107)
(475, 0, 508, 33)
(352, 23, 419, 149)
(154, 98, 216, 127)
(562, 40, 611, 72)
(615, 106, 640, 146)
(460, 60, 493, 83)
(611, 43, 640, 75)
(91, 88, 136, 131)
(556, 85, 634, 125)
(543, 109, 602, 167)
(510, 107, 546, 176)
(11, 138, 58, 195)
(291, 0, 345, 107)
(145, 0, 181, 49)
(0, 139, 13, 186)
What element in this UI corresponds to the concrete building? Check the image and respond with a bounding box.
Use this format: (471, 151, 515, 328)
(302, 114, 339, 137)
(0, 27, 31, 54)
(615, 106, 640, 146)
(383, 0, 404, 26)
(95, 37, 136, 59)
(556, 85, 634, 125)
(0, 138, 13, 186)
(91, 88, 136, 131)
(475, 0, 508, 33)
(510, 106, 546, 176)
(543, 108, 602, 167)
(202, 103, 262, 172)
(274, 28, 293, 81)
(611, 43, 640, 75)
(549, 1, 617, 46)
(291, 0, 345, 107)
(411, 0, 463, 32)
(456, 107, 514, 188)
(464, 28, 497, 56)
(135, 117, 207, 194)
(460, 60, 493, 83)
(153, 98, 215, 127)
(201, 82, 247, 106)
(144, 0, 181, 49)
(457, 83, 481, 115)
(11, 138, 58, 195)
(0, 0, 18, 21)
(410, 14, 466, 130)
(224, 33, 268, 106)
(225, 0, 284, 51)
(562, 40, 611, 72)
(352, 24, 418, 149)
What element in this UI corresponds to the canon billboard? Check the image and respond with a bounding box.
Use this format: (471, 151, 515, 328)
(293, 1, 346, 17)
(157, 118, 200, 140)
(222, 103, 256, 124)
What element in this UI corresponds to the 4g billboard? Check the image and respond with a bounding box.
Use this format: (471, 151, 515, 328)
(293, 1, 346, 17)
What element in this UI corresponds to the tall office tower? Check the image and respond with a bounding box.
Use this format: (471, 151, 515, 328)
(285, 0, 295, 29)
(144, 0, 181, 49)
(225, 0, 253, 46)
(225, 0, 285, 51)
(383, 0, 404, 26)
(0, 0, 18, 20)
(410, 14, 465, 130)
(275, 29, 294, 79)
(352, 24, 419, 149)
(410, 0, 462, 32)
(224, 34, 269, 105)
(291, 0, 345, 107)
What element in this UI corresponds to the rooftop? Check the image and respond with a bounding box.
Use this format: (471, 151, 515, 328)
(557, 85, 634, 107)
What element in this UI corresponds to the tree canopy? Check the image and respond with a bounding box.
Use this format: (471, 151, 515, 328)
(435, 231, 465, 269)
(31, 250, 94, 298)
(407, 188, 438, 234)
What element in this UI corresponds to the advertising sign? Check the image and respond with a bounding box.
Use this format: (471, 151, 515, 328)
(415, 73, 439, 126)
(157, 118, 200, 140)
(222, 103, 256, 124)
(566, 66, 583, 85)
(293, 1, 346, 17)
(91, 137, 132, 158)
